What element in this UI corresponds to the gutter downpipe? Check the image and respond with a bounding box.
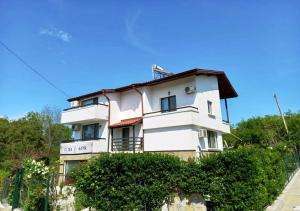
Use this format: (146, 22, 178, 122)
(102, 91, 111, 153)
(133, 86, 145, 151)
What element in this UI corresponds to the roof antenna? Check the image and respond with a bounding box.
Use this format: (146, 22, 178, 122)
(152, 64, 173, 79)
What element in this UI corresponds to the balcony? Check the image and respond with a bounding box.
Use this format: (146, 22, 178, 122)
(61, 103, 108, 124)
(144, 106, 230, 133)
(143, 106, 199, 129)
(60, 138, 108, 155)
(111, 137, 143, 152)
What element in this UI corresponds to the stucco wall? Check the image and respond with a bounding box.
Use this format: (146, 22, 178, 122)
(120, 90, 142, 120)
(107, 92, 121, 125)
(149, 76, 196, 112)
(144, 126, 197, 152)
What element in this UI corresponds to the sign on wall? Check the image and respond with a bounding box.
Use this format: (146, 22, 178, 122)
(60, 141, 93, 154)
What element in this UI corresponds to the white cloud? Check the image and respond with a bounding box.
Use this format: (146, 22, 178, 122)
(125, 10, 158, 55)
(39, 27, 72, 42)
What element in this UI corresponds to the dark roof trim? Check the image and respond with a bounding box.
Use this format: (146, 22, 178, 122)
(67, 68, 238, 102)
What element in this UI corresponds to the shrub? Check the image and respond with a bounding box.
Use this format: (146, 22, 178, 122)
(198, 147, 287, 210)
(72, 153, 183, 210)
(72, 147, 298, 211)
(0, 170, 10, 191)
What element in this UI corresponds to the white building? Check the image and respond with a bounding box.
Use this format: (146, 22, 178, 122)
(59, 68, 237, 176)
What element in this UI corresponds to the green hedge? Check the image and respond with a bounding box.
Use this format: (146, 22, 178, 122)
(72, 153, 182, 210)
(72, 147, 299, 211)
(198, 147, 287, 210)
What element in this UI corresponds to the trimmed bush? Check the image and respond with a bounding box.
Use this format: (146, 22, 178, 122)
(198, 147, 289, 210)
(72, 153, 183, 210)
(72, 147, 298, 211)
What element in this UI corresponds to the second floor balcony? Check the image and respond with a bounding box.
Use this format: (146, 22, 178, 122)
(61, 103, 108, 124)
(143, 106, 199, 129)
(143, 106, 230, 133)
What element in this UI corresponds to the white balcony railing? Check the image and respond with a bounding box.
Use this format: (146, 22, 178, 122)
(144, 106, 230, 133)
(60, 138, 108, 155)
(143, 106, 199, 129)
(61, 104, 108, 124)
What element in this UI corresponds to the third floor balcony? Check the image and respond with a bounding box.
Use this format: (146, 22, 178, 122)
(61, 103, 108, 124)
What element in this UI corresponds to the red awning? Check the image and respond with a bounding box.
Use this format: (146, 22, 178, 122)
(110, 117, 142, 128)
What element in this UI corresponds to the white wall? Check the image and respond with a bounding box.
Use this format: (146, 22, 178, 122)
(142, 87, 152, 113)
(107, 92, 121, 125)
(195, 76, 222, 121)
(149, 76, 196, 112)
(120, 90, 142, 120)
(144, 126, 197, 151)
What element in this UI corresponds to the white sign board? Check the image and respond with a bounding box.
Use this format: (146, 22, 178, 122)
(60, 141, 93, 154)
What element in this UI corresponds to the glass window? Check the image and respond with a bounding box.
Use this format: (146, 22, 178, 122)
(161, 97, 169, 112)
(169, 96, 177, 111)
(82, 124, 99, 140)
(208, 131, 218, 148)
(207, 101, 213, 115)
(161, 96, 177, 112)
(81, 97, 98, 106)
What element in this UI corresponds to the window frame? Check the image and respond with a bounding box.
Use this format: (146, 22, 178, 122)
(160, 95, 177, 113)
(207, 100, 213, 115)
(81, 97, 98, 107)
(82, 123, 99, 140)
(207, 130, 218, 149)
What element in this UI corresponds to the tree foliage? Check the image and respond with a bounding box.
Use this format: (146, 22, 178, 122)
(0, 107, 71, 171)
(224, 112, 300, 148)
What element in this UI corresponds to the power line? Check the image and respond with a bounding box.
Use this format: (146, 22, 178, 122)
(0, 40, 70, 98)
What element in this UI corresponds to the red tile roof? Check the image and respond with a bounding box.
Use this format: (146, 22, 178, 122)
(110, 117, 142, 128)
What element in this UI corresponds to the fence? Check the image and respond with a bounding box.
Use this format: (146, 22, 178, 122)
(283, 149, 300, 183)
(0, 171, 59, 211)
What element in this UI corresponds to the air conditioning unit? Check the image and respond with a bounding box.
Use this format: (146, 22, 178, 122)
(185, 86, 196, 94)
(198, 129, 207, 138)
(72, 124, 81, 131)
(71, 100, 80, 107)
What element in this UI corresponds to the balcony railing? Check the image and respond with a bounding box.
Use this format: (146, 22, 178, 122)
(143, 106, 199, 129)
(61, 137, 105, 143)
(111, 137, 143, 152)
(61, 103, 108, 124)
(60, 138, 107, 154)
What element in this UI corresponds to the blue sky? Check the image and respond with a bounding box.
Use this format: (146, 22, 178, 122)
(0, 0, 299, 124)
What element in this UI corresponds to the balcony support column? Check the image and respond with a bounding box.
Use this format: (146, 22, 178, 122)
(111, 128, 114, 152)
(225, 98, 229, 123)
(133, 125, 135, 153)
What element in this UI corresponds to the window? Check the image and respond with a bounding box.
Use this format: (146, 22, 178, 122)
(82, 124, 99, 140)
(65, 160, 86, 175)
(81, 97, 98, 106)
(207, 101, 213, 115)
(207, 131, 218, 149)
(161, 96, 177, 112)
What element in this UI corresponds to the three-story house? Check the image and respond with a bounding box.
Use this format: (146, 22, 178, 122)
(59, 68, 238, 177)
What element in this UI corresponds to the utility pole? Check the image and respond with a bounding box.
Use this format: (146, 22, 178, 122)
(274, 94, 289, 134)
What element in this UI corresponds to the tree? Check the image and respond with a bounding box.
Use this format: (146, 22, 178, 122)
(224, 112, 300, 148)
(0, 107, 71, 171)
